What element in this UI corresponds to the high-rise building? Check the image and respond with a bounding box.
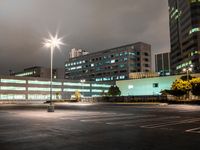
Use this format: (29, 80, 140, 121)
(155, 52, 171, 76)
(168, 0, 200, 74)
(65, 42, 152, 82)
(69, 48, 89, 58)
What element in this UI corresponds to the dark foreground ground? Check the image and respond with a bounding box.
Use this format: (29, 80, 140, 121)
(1, 103, 200, 150)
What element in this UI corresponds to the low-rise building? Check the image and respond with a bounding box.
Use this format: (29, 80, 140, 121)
(11, 66, 65, 79)
(117, 73, 200, 96)
(0, 76, 111, 101)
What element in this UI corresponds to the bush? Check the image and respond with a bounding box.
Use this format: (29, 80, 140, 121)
(190, 78, 200, 96)
(108, 85, 121, 96)
(74, 91, 81, 101)
(171, 79, 191, 92)
(161, 89, 186, 97)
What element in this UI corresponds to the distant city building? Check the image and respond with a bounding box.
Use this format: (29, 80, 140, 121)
(11, 66, 65, 79)
(65, 42, 152, 82)
(155, 52, 171, 76)
(69, 48, 89, 58)
(168, 0, 200, 74)
(0, 75, 111, 101)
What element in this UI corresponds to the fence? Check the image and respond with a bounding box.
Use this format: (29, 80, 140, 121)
(82, 95, 168, 103)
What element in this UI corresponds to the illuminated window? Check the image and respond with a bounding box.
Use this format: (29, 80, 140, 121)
(0, 86, 26, 91)
(92, 84, 110, 88)
(1, 79, 26, 84)
(111, 60, 115, 63)
(28, 87, 61, 92)
(63, 82, 90, 87)
(120, 76, 125, 79)
(28, 80, 50, 85)
(15, 71, 34, 77)
(63, 88, 90, 92)
(128, 85, 134, 89)
(189, 27, 200, 35)
(0, 94, 26, 100)
(92, 89, 103, 93)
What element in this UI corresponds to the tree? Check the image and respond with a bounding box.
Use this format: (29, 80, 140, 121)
(74, 90, 81, 101)
(171, 79, 192, 97)
(190, 78, 200, 96)
(108, 85, 121, 96)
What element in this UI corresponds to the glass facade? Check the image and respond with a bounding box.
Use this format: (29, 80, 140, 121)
(0, 76, 111, 100)
(1, 79, 26, 84)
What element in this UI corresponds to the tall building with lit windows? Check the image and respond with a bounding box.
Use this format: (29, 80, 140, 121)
(168, 0, 200, 74)
(65, 42, 151, 82)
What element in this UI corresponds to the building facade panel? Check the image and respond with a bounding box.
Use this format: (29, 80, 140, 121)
(117, 73, 200, 96)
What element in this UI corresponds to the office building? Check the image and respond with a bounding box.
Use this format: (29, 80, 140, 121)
(0, 75, 111, 101)
(65, 42, 152, 82)
(168, 0, 200, 74)
(155, 52, 171, 76)
(69, 48, 89, 58)
(11, 66, 65, 79)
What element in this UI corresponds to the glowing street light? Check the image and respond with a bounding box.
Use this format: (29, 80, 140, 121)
(43, 33, 64, 112)
(182, 64, 193, 81)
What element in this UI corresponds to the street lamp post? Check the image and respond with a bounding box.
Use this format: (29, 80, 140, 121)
(43, 33, 64, 112)
(182, 65, 193, 100)
(182, 65, 193, 81)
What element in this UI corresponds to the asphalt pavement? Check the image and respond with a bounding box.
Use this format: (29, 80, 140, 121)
(0, 103, 200, 150)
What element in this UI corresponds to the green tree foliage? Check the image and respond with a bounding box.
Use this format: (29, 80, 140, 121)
(75, 90, 81, 101)
(171, 79, 192, 91)
(190, 78, 200, 96)
(108, 85, 121, 96)
(170, 79, 192, 97)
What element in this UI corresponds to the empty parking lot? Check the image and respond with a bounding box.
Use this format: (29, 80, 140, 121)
(1, 103, 200, 150)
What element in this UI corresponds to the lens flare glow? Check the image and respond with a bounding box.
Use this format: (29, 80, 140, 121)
(43, 33, 65, 50)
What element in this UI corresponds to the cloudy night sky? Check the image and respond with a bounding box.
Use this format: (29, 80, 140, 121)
(0, 0, 170, 75)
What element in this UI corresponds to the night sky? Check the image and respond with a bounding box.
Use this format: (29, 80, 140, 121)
(0, 0, 170, 75)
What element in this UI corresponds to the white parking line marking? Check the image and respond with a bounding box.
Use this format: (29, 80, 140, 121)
(107, 116, 180, 125)
(185, 127, 200, 133)
(59, 113, 117, 120)
(81, 115, 154, 122)
(61, 113, 133, 120)
(141, 118, 200, 128)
